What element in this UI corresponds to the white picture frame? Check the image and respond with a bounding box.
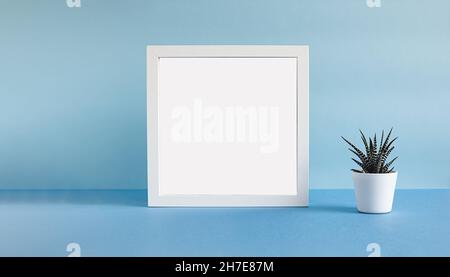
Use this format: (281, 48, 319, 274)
(147, 45, 309, 207)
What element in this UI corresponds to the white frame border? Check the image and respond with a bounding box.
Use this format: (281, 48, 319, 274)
(147, 45, 309, 207)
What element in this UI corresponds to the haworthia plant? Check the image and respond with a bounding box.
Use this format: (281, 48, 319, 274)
(342, 128, 398, 173)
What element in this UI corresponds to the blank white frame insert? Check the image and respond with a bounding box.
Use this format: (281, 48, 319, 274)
(147, 45, 309, 207)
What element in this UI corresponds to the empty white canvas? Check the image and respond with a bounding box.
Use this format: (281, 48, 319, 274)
(157, 57, 297, 195)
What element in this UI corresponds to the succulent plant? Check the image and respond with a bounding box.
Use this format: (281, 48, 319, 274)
(342, 128, 398, 173)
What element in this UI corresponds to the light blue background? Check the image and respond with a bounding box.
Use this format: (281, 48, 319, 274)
(1, 0, 449, 189)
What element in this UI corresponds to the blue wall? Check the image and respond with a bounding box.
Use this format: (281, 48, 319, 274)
(0, 0, 449, 189)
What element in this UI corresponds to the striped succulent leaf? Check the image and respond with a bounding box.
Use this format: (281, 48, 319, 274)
(342, 129, 398, 174)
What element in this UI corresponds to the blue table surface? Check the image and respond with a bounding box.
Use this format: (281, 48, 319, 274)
(0, 189, 448, 257)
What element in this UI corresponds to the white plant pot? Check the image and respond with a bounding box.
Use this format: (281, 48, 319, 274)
(352, 172, 398, 214)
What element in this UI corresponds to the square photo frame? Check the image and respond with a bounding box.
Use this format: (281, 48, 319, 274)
(147, 45, 309, 207)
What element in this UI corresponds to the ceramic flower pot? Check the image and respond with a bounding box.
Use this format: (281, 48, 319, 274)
(352, 172, 398, 213)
